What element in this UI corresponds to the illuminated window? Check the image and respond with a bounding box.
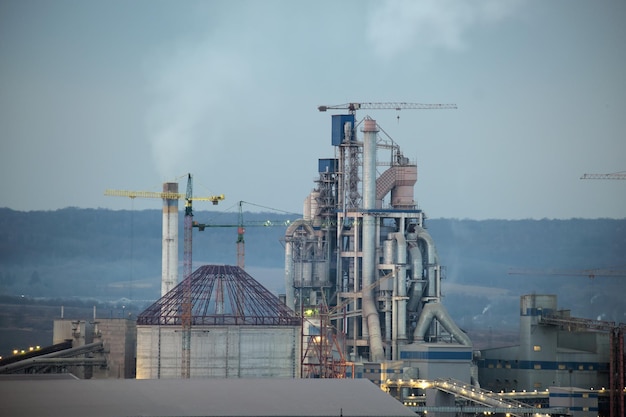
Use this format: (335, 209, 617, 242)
(579, 365, 584, 370)
(558, 364, 566, 370)
(534, 364, 541, 370)
(533, 345, 541, 352)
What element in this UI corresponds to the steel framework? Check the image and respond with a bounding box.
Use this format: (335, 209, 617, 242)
(137, 265, 300, 326)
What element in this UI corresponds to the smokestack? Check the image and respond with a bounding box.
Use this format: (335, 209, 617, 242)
(162, 182, 178, 296)
(362, 118, 385, 362)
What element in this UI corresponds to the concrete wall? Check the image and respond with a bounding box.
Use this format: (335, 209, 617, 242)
(136, 325, 301, 379)
(550, 387, 598, 417)
(94, 318, 136, 379)
(53, 318, 136, 379)
(400, 343, 473, 384)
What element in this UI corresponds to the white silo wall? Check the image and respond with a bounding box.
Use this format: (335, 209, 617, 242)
(136, 325, 301, 379)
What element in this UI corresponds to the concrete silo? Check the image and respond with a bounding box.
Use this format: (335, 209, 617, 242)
(136, 264, 301, 379)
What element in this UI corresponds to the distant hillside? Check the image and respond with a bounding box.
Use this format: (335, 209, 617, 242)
(1, 208, 625, 331)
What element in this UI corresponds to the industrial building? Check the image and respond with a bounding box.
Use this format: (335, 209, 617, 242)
(1, 104, 624, 417)
(476, 293, 625, 417)
(284, 107, 474, 385)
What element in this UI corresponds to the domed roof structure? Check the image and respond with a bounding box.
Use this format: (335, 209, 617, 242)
(137, 264, 299, 326)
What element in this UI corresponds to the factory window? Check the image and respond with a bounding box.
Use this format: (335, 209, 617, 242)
(579, 365, 584, 370)
(582, 393, 589, 398)
(534, 382, 542, 389)
(588, 365, 594, 370)
(534, 364, 541, 370)
(533, 345, 541, 352)
(558, 364, 566, 370)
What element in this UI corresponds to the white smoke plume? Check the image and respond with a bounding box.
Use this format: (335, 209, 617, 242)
(366, 0, 525, 59)
(145, 39, 250, 180)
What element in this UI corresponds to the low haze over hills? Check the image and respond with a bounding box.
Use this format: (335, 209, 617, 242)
(0, 208, 624, 354)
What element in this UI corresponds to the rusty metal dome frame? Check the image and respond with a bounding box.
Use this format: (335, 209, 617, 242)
(137, 265, 300, 326)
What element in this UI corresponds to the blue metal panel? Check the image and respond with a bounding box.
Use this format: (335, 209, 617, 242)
(318, 158, 338, 173)
(331, 114, 355, 146)
(400, 351, 473, 360)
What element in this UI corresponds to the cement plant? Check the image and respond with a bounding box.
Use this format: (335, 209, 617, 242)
(0, 103, 624, 417)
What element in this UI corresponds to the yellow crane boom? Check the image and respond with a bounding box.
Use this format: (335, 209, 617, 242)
(104, 189, 225, 203)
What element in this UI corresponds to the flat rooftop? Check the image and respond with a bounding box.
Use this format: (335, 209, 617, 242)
(0, 377, 415, 417)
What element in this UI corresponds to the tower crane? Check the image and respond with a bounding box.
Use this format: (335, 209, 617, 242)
(193, 200, 293, 269)
(105, 175, 224, 379)
(508, 268, 626, 279)
(580, 171, 626, 180)
(317, 102, 457, 113)
(105, 175, 225, 282)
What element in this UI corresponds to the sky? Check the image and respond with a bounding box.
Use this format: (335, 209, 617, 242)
(1, 0, 625, 220)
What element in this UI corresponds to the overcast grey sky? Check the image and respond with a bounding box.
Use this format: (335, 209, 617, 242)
(1, 0, 624, 220)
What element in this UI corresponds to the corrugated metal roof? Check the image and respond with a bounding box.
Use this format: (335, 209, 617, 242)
(137, 265, 300, 326)
(0, 378, 416, 417)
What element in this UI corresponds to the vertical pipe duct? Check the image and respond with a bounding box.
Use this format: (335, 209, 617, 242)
(362, 119, 384, 362)
(161, 182, 178, 297)
(414, 226, 438, 298)
(393, 232, 408, 343)
(407, 242, 423, 312)
(284, 240, 295, 310)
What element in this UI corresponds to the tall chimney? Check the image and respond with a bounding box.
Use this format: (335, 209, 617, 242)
(162, 182, 178, 296)
(361, 118, 385, 362)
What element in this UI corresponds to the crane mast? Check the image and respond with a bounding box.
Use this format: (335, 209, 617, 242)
(105, 175, 224, 379)
(181, 174, 193, 379)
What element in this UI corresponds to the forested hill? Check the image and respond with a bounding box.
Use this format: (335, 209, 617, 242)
(1, 208, 625, 328)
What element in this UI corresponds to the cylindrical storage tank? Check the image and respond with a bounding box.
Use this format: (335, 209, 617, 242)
(302, 262, 313, 286)
(314, 259, 329, 284)
(303, 194, 312, 221)
(383, 239, 395, 264)
(309, 191, 321, 228)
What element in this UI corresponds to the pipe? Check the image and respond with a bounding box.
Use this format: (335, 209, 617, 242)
(362, 118, 384, 362)
(412, 303, 472, 346)
(0, 341, 104, 374)
(407, 242, 423, 312)
(284, 240, 294, 310)
(283, 220, 316, 310)
(161, 182, 178, 297)
(391, 232, 408, 343)
(414, 226, 439, 298)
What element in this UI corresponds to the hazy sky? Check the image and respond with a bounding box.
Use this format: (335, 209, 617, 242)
(1, 0, 625, 220)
